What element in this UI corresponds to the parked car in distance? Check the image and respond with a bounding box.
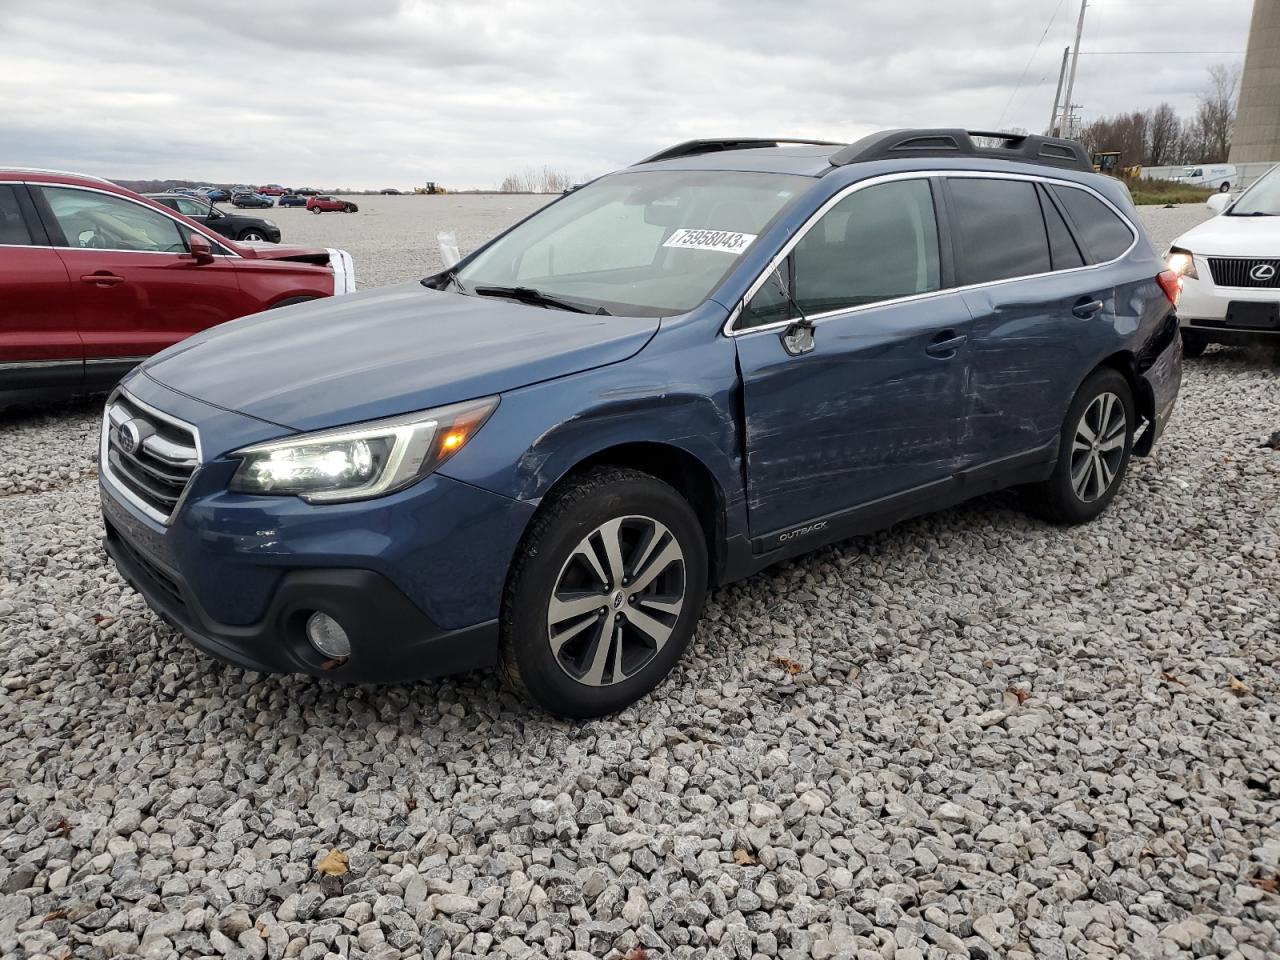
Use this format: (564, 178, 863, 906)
(1174, 163, 1236, 193)
(1, 168, 355, 406)
(295, 188, 319, 196)
(232, 192, 273, 209)
(380, 188, 401, 195)
(257, 185, 288, 196)
(203, 188, 231, 202)
(146, 193, 281, 243)
(277, 194, 308, 208)
(98, 130, 1183, 717)
(307, 195, 358, 213)
(1167, 163, 1280, 356)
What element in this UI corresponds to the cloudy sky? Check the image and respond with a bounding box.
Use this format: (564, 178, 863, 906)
(1, 0, 1255, 190)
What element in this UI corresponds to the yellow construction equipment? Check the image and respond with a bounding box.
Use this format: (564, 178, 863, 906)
(414, 182, 446, 195)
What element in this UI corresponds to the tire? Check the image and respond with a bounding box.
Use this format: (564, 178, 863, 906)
(1181, 329, 1209, 358)
(499, 466, 708, 718)
(238, 229, 266, 242)
(310, 206, 322, 215)
(1219, 182, 1231, 193)
(344, 203, 357, 213)
(1025, 367, 1136, 525)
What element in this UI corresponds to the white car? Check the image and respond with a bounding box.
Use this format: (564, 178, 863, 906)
(1166, 164, 1280, 356)
(1174, 164, 1236, 193)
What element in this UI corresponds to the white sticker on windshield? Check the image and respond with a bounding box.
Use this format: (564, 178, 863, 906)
(663, 228, 757, 254)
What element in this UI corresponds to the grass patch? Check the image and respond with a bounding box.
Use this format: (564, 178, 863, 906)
(1128, 177, 1216, 206)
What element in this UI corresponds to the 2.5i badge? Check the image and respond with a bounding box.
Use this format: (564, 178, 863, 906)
(663, 228, 757, 254)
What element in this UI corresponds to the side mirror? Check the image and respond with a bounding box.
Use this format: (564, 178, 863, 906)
(1206, 193, 1232, 215)
(187, 232, 215, 264)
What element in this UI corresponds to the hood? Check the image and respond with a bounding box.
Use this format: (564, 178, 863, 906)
(143, 282, 660, 432)
(1173, 213, 1280, 257)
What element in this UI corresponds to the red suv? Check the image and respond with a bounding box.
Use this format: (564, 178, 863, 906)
(306, 195, 359, 214)
(1, 169, 355, 406)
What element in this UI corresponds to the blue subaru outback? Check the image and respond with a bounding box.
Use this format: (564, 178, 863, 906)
(100, 130, 1183, 717)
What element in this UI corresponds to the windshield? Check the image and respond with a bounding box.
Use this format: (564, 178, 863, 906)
(455, 170, 807, 316)
(1228, 166, 1280, 215)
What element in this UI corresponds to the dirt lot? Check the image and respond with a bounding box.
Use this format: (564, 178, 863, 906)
(0, 201, 1277, 960)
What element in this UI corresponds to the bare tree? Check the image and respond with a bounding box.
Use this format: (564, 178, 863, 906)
(1196, 62, 1241, 163)
(498, 167, 578, 193)
(1147, 103, 1180, 166)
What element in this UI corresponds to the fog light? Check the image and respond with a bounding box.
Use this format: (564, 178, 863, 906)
(305, 611, 351, 659)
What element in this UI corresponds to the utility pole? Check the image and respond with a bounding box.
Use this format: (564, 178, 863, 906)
(1048, 46, 1070, 136)
(1060, 0, 1088, 139)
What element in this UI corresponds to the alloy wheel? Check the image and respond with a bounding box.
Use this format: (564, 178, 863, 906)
(546, 515, 686, 687)
(1070, 391, 1127, 502)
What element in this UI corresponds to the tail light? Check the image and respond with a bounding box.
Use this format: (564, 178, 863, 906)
(1156, 269, 1181, 306)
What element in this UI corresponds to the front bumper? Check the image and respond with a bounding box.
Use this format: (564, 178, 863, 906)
(104, 519, 497, 681)
(1178, 261, 1280, 338)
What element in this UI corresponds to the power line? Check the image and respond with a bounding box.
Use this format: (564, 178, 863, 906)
(1078, 50, 1245, 55)
(995, 0, 1068, 129)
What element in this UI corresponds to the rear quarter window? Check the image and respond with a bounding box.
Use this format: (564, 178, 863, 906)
(947, 178, 1051, 284)
(1049, 185, 1134, 263)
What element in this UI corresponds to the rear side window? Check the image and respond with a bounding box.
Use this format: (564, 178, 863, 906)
(1049, 185, 1134, 262)
(1038, 186, 1084, 270)
(0, 185, 33, 246)
(948, 178, 1051, 284)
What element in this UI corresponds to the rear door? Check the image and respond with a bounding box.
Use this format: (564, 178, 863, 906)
(0, 183, 81, 392)
(32, 184, 250, 370)
(734, 177, 975, 542)
(948, 175, 1114, 467)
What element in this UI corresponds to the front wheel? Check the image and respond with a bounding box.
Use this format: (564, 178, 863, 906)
(1025, 368, 1135, 524)
(1219, 182, 1231, 193)
(500, 467, 707, 718)
(238, 229, 266, 242)
(310, 207, 321, 214)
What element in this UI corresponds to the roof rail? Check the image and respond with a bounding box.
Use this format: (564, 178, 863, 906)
(0, 166, 114, 184)
(828, 129, 1091, 172)
(637, 138, 844, 165)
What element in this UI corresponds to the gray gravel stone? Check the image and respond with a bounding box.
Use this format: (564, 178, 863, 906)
(0, 201, 1277, 959)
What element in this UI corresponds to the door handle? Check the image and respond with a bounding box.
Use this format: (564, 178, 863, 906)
(1073, 298, 1105, 319)
(925, 331, 967, 358)
(81, 273, 124, 287)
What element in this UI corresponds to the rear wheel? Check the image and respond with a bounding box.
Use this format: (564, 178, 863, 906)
(310, 206, 321, 214)
(1181, 329, 1209, 358)
(500, 467, 707, 718)
(1219, 182, 1232, 193)
(238, 229, 266, 242)
(1025, 368, 1135, 525)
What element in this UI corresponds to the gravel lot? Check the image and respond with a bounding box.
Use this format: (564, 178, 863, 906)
(1, 201, 1277, 960)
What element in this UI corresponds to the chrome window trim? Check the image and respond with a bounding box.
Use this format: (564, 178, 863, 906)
(724, 169, 1140, 338)
(23, 181, 242, 259)
(100, 387, 204, 527)
(0, 358, 81, 369)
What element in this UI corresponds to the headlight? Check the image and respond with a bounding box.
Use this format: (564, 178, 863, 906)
(1167, 246, 1197, 279)
(228, 397, 498, 502)
(264, 220, 277, 228)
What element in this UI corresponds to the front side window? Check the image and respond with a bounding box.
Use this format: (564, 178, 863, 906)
(40, 186, 186, 253)
(1226, 166, 1280, 216)
(457, 170, 806, 317)
(0, 185, 33, 246)
(949, 178, 1052, 284)
(1049, 185, 1134, 262)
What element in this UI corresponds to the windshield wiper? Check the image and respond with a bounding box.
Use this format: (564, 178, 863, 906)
(1228, 211, 1275, 217)
(472, 285, 610, 315)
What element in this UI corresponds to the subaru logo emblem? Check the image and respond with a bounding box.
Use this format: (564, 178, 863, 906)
(117, 420, 143, 454)
(1250, 263, 1276, 282)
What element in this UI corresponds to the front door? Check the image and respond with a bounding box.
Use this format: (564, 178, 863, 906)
(732, 178, 974, 543)
(33, 185, 248, 369)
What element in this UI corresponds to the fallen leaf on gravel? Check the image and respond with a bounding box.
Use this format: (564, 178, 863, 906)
(732, 848, 758, 866)
(52, 818, 70, 838)
(1007, 685, 1030, 704)
(773, 657, 804, 675)
(1228, 676, 1250, 696)
(90, 613, 113, 627)
(43, 909, 66, 923)
(1162, 672, 1186, 686)
(1251, 875, 1278, 893)
(315, 849, 349, 877)
(625, 949, 649, 960)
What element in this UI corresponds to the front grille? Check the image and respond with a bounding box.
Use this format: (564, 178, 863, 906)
(108, 524, 188, 615)
(1206, 257, 1280, 288)
(102, 392, 200, 524)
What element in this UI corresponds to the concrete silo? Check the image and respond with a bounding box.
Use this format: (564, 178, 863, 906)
(1231, 0, 1280, 163)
